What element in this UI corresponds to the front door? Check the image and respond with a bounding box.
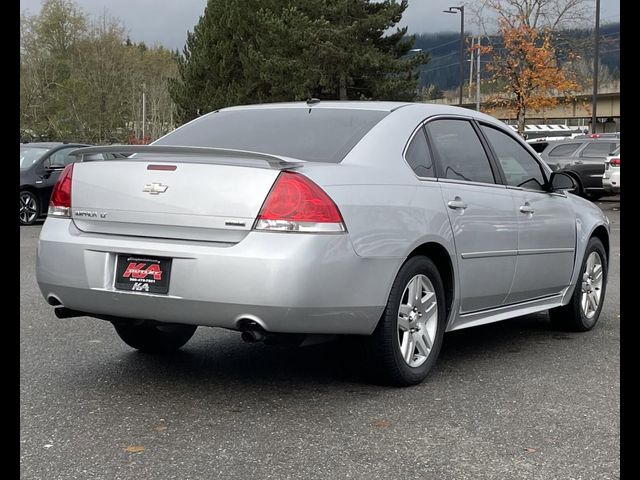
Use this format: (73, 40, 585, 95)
(479, 124, 576, 303)
(36, 147, 78, 204)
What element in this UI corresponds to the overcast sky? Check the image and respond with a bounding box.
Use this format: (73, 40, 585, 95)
(20, 0, 620, 51)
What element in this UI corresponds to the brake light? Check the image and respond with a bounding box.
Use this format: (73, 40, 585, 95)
(590, 134, 601, 138)
(609, 157, 620, 166)
(48, 163, 74, 217)
(254, 171, 346, 233)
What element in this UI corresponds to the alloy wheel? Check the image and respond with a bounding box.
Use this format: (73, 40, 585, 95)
(581, 251, 603, 319)
(397, 274, 438, 368)
(20, 192, 38, 224)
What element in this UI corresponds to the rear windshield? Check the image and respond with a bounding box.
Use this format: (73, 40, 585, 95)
(154, 108, 389, 163)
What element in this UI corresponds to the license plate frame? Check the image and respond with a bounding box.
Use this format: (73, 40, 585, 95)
(114, 255, 172, 294)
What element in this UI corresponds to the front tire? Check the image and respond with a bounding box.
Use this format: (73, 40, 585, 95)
(365, 256, 446, 386)
(114, 321, 197, 353)
(20, 190, 39, 225)
(549, 237, 607, 331)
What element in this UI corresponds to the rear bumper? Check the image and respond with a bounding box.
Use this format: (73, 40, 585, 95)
(36, 219, 395, 335)
(602, 171, 620, 193)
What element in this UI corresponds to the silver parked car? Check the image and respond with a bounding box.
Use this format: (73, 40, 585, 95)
(36, 101, 610, 386)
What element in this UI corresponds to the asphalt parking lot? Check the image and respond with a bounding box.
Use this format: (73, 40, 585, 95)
(20, 197, 620, 480)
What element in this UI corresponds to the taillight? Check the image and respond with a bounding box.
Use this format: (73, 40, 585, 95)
(254, 171, 346, 233)
(48, 164, 74, 217)
(609, 157, 620, 166)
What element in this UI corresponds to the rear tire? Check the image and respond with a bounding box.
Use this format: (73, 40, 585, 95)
(549, 237, 607, 332)
(114, 321, 197, 353)
(364, 256, 446, 386)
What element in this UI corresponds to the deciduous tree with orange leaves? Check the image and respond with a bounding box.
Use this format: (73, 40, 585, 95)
(483, 20, 578, 136)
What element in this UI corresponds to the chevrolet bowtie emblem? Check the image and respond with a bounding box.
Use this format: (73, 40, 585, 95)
(143, 183, 169, 195)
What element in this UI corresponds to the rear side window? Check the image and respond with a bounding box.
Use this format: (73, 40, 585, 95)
(405, 127, 434, 178)
(481, 125, 546, 191)
(425, 119, 495, 184)
(548, 143, 581, 157)
(581, 142, 618, 157)
(154, 108, 389, 163)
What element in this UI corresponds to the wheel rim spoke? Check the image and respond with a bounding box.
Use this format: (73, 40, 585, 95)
(592, 264, 603, 285)
(398, 304, 412, 317)
(588, 292, 598, 312)
(402, 334, 415, 363)
(407, 277, 420, 307)
(397, 316, 411, 332)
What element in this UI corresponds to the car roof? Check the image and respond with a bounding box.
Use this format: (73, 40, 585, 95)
(20, 142, 89, 148)
(217, 101, 511, 128)
(545, 138, 618, 145)
(220, 100, 413, 113)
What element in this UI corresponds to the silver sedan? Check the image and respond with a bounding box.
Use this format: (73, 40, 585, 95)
(36, 101, 610, 386)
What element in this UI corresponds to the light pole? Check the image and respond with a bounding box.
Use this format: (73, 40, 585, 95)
(408, 48, 424, 95)
(443, 6, 464, 106)
(476, 37, 481, 111)
(591, 0, 600, 134)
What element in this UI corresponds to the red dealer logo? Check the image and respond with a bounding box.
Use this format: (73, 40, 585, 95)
(123, 262, 163, 280)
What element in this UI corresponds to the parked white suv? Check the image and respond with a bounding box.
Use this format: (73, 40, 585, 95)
(603, 146, 620, 194)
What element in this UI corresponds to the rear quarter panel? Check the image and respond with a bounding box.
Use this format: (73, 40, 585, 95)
(562, 194, 610, 301)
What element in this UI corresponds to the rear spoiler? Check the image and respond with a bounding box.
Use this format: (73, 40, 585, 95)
(69, 145, 304, 170)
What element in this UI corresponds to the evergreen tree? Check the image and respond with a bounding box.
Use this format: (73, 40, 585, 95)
(169, 0, 427, 123)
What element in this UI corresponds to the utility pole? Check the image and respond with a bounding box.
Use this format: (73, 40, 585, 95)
(591, 0, 600, 134)
(468, 36, 475, 100)
(141, 83, 146, 142)
(443, 6, 464, 106)
(476, 36, 481, 111)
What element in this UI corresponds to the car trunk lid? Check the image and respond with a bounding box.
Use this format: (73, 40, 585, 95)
(70, 159, 283, 243)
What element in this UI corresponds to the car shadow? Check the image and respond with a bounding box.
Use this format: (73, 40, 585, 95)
(66, 312, 566, 393)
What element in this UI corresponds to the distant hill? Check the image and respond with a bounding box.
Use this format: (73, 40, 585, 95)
(412, 22, 619, 91)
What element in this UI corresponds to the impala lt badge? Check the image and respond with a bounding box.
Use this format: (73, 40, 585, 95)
(143, 183, 169, 195)
(74, 210, 107, 219)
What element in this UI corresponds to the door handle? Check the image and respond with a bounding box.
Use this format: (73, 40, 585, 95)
(447, 198, 468, 210)
(519, 203, 535, 214)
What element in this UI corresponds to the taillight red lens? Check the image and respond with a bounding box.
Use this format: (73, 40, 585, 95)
(48, 163, 74, 217)
(255, 171, 345, 232)
(609, 157, 620, 166)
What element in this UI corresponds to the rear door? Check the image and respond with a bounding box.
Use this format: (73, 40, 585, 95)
(479, 123, 576, 303)
(425, 118, 518, 313)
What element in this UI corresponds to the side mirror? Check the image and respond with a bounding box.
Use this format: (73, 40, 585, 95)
(549, 172, 576, 192)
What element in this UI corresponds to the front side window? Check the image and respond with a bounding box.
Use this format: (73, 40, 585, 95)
(425, 119, 495, 184)
(20, 147, 49, 170)
(404, 127, 434, 178)
(481, 125, 547, 191)
(48, 147, 78, 167)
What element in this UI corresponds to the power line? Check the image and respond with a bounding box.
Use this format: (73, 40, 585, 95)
(421, 62, 459, 74)
(416, 37, 460, 52)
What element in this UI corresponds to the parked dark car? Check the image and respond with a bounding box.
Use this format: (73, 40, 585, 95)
(20, 142, 122, 225)
(539, 138, 620, 200)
